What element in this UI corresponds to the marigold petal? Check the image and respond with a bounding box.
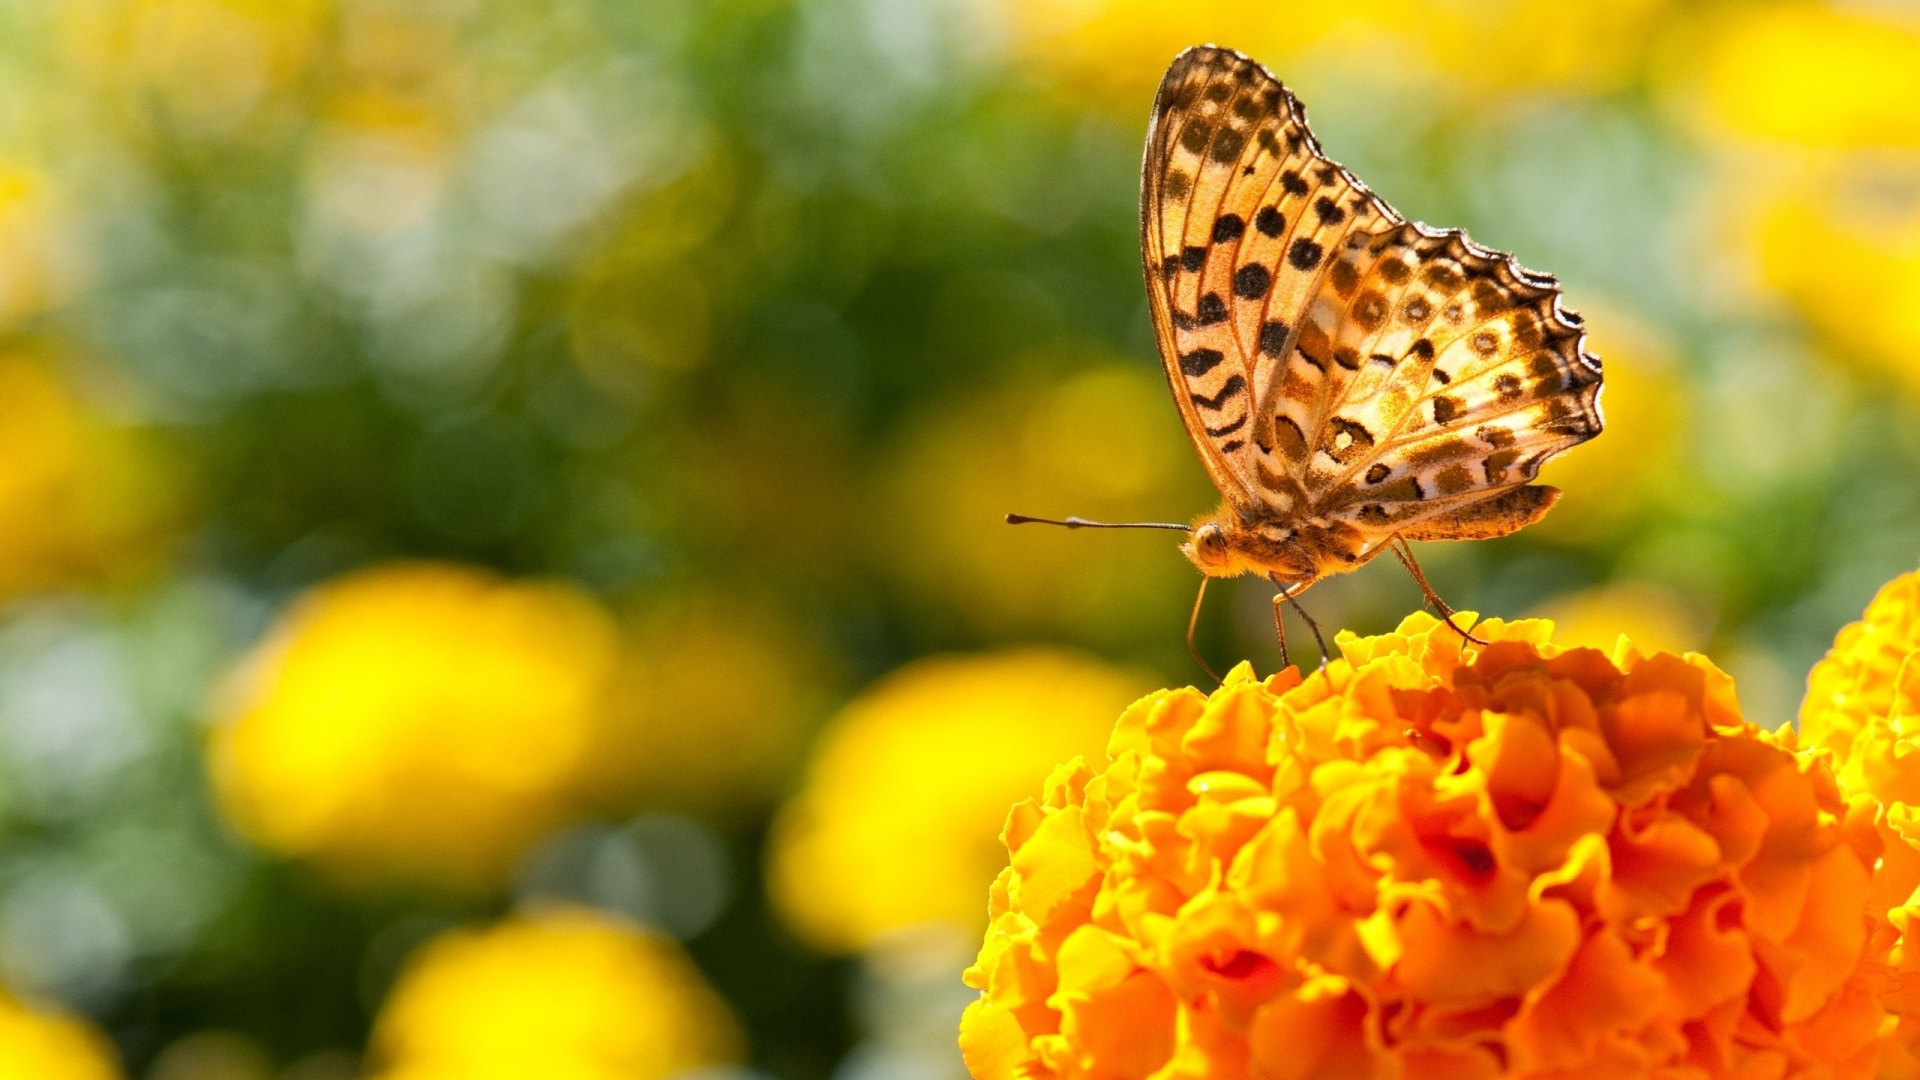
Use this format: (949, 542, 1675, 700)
(1468, 709, 1560, 832)
(1244, 973, 1383, 1080)
(1508, 926, 1665, 1072)
(1051, 965, 1176, 1079)
(1603, 810, 1723, 921)
(1010, 805, 1098, 923)
(1493, 736, 1617, 875)
(1393, 896, 1581, 1007)
(1761, 841, 1872, 1026)
(1654, 886, 1757, 1019)
(1181, 678, 1276, 778)
(1603, 686, 1709, 805)
(958, 998, 1039, 1080)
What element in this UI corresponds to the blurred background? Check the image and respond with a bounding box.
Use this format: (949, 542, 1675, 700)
(0, 0, 1915, 1076)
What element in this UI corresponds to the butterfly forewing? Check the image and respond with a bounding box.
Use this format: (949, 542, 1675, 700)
(1142, 45, 1601, 565)
(1142, 46, 1400, 515)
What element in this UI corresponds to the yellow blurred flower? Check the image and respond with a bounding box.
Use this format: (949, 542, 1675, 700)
(1750, 170, 1920, 396)
(1679, 5, 1920, 395)
(1692, 3, 1920, 150)
(877, 363, 1206, 646)
(1004, 0, 1673, 105)
(61, 0, 325, 139)
(768, 648, 1150, 954)
(963, 614, 1886, 1079)
(1530, 309, 1685, 542)
(585, 590, 830, 813)
(209, 563, 621, 890)
(0, 165, 70, 326)
(366, 907, 741, 1080)
(0, 349, 177, 598)
(1531, 580, 1708, 657)
(0, 992, 122, 1080)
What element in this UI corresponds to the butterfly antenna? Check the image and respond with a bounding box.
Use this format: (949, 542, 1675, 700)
(1006, 514, 1191, 531)
(1186, 576, 1222, 687)
(1390, 537, 1488, 647)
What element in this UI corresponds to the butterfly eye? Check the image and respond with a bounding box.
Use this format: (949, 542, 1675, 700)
(1193, 523, 1229, 563)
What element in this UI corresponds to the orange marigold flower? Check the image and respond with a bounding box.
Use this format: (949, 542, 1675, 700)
(1797, 568, 1920, 1073)
(962, 613, 1888, 1080)
(1799, 569, 1920, 813)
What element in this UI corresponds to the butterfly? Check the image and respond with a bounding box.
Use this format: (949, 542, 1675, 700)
(1012, 46, 1603, 674)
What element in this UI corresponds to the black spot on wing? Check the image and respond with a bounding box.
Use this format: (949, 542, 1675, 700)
(1329, 259, 1359, 295)
(1255, 206, 1285, 237)
(1280, 170, 1308, 196)
(1353, 291, 1387, 331)
(1180, 120, 1212, 154)
(1205, 413, 1248, 438)
(1191, 375, 1247, 411)
(1287, 238, 1323, 271)
(1258, 320, 1290, 358)
(1212, 214, 1246, 243)
(1180, 348, 1225, 377)
(1196, 293, 1228, 325)
(1233, 263, 1272, 300)
(1313, 196, 1345, 225)
(1182, 246, 1208, 273)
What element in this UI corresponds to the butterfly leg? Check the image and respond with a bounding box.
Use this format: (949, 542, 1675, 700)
(1288, 589, 1330, 668)
(1269, 576, 1328, 671)
(1390, 537, 1488, 647)
(1186, 576, 1222, 687)
(1268, 591, 1290, 671)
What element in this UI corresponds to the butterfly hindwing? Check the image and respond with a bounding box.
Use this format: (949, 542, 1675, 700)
(1287, 222, 1602, 539)
(1142, 45, 1400, 514)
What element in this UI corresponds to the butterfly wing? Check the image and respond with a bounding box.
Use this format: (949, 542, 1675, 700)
(1286, 221, 1603, 542)
(1142, 46, 1402, 516)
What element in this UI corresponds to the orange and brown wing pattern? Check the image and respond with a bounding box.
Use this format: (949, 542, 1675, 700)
(1287, 221, 1603, 542)
(1142, 45, 1401, 514)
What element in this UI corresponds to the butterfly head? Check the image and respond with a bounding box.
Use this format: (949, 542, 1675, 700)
(1182, 515, 1281, 579)
(1181, 509, 1322, 583)
(1184, 521, 1233, 572)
